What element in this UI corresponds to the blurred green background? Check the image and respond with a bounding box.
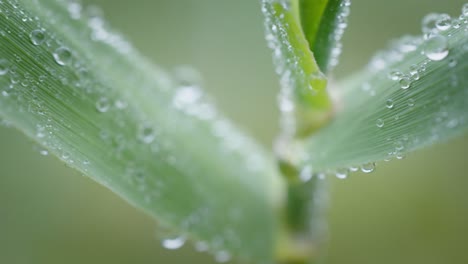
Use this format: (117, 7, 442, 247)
(1, 0, 468, 263)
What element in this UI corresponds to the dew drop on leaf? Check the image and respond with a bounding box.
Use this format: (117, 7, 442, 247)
(30, 29, 46, 45)
(386, 99, 394, 109)
(409, 64, 420, 80)
(361, 163, 375, 173)
(138, 124, 155, 144)
(396, 152, 406, 160)
(61, 151, 70, 160)
(67, 0, 82, 19)
(0, 59, 9, 75)
(95, 97, 110, 113)
(399, 76, 411, 89)
(423, 35, 449, 61)
(161, 236, 186, 250)
(448, 58, 457, 67)
(435, 14, 451, 31)
(114, 99, 128, 109)
(36, 124, 46, 138)
(335, 168, 349, 179)
(376, 118, 385, 128)
(194, 241, 210, 252)
(388, 70, 403, 81)
(421, 13, 440, 34)
(462, 3, 468, 17)
(447, 118, 459, 128)
(214, 250, 231, 263)
(451, 18, 461, 29)
(53, 47, 72, 66)
(299, 165, 313, 182)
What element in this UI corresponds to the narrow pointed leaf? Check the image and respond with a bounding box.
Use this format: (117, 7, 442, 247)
(262, 0, 332, 138)
(299, 0, 350, 73)
(0, 0, 285, 261)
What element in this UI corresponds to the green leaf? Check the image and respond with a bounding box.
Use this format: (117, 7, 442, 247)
(300, 12, 468, 172)
(262, 0, 332, 138)
(299, 0, 350, 73)
(0, 0, 284, 261)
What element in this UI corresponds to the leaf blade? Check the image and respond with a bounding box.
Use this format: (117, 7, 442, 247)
(301, 13, 468, 172)
(0, 0, 284, 261)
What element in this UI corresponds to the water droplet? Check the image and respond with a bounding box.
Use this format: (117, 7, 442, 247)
(53, 47, 72, 66)
(61, 151, 70, 160)
(361, 163, 375, 173)
(361, 82, 375, 96)
(0, 59, 9, 75)
(423, 35, 449, 61)
(335, 169, 348, 179)
(435, 14, 451, 31)
(161, 236, 186, 250)
(376, 118, 384, 128)
(384, 151, 394, 162)
(36, 125, 46, 138)
(448, 58, 457, 67)
(388, 70, 403, 81)
(447, 119, 459, 128)
(349, 166, 359, 172)
(299, 165, 313, 182)
(395, 141, 405, 151)
(95, 97, 110, 113)
(174, 66, 203, 87)
(194, 241, 210, 252)
(452, 18, 461, 29)
(463, 3, 468, 17)
(279, 97, 294, 112)
(21, 80, 29, 87)
(68, 1, 82, 19)
(409, 65, 420, 81)
(408, 98, 415, 107)
(173, 86, 202, 110)
(214, 250, 231, 263)
(114, 99, 127, 109)
(395, 152, 406, 160)
(39, 149, 49, 156)
(422, 13, 440, 34)
(317, 173, 326, 180)
(386, 99, 394, 109)
(138, 124, 155, 144)
(398, 36, 418, 53)
(30, 29, 45, 45)
(399, 76, 411, 89)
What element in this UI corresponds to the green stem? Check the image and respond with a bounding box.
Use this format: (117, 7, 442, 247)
(276, 164, 328, 264)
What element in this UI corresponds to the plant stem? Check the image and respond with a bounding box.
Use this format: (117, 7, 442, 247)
(276, 164, 329, 264)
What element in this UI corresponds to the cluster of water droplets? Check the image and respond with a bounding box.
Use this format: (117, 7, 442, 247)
(327, 0, 351, 70)
(373, 8, 467, 135)
(262, 0, 351, 141)
(369, 7, 468, 74)
(298, 3, 468, 181)
(366, 6, 468, 135)
(156, 224, 233, 263)
(262, 0, 302, 139)
(171, 67, 217, 122)
(298, 162, 375, 181)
